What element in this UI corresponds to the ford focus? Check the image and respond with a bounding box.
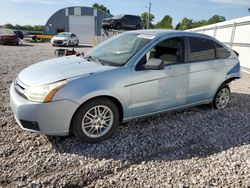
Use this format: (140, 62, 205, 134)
(10, 30, 241, 143)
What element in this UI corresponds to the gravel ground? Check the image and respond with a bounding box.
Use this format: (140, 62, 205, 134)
(0, 43, 250, 187)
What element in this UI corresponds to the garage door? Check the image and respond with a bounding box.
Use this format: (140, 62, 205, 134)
(69, 15, 95, 44)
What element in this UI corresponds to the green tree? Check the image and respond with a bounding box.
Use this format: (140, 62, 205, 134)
(248, 8, 250, 12)
(92, 3, 110, 14)
(3, 23, 44, 31)
(155, 15, 173, 29)
(33, 25, 45, 31)
(141, 12, 155, 29)
(175, 23, 181, 30)
(177, 17, 193, 30)
(191, 20, 207, 28)
(4, 23, 15, 29)
(207, 15, 226, 25)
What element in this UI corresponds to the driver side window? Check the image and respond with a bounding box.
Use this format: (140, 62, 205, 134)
(136, 37, 185, 70)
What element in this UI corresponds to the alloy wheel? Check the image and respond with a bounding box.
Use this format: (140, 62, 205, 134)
(81, 105, 114, 138)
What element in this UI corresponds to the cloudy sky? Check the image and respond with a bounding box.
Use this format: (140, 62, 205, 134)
(0, 0, 249, 26)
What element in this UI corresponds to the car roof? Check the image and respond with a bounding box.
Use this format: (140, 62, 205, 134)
(128, 29, 214, 39)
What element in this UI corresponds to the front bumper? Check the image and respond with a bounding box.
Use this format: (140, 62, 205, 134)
(51, 40, 68, 46)
(10, 83, 79, 135)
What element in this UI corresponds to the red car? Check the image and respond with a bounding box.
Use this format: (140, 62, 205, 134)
(0, 29, 19, 45)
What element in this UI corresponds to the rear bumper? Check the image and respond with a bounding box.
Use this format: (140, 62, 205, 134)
(10, 83, 79, 135)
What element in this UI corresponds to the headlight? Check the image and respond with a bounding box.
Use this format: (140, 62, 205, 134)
(24, 80, 67, 103)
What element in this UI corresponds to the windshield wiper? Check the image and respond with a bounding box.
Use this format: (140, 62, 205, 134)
(84, 55, 104, 65)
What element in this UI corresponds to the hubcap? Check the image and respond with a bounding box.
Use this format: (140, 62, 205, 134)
(82, 105, 113, 138)
(215, 88, 230, 109)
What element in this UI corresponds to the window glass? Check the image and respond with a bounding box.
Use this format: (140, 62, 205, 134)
(214, 42, 230, 59)
(136, 37, 185, 70)
(189, 37, 215, 61)
(86, 33, 153, 66)
(150, 37, 185, 65)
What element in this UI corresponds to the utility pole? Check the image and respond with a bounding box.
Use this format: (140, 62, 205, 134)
(147, 2, 151, 29)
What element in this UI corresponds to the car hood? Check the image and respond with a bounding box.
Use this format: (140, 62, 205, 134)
(52, 36, 69, 40)
(18, 56, 116, 86)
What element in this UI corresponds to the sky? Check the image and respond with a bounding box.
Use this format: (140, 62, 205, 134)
(0, 0, 249, 26)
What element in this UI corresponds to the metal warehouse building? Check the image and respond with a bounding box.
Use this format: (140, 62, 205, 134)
(43, 6, 111, 45)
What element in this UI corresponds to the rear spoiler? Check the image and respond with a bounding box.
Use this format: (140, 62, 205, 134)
(233, 50, 239, 57)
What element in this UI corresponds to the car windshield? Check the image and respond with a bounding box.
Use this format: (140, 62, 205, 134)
(56, 33, 71, 37)
(85, 33, 155, 66)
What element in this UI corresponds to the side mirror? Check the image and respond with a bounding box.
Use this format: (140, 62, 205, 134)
(143, 58, 165, 70)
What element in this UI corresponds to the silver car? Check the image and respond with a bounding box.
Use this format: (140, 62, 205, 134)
(10, 30, 241, 143)
(51, 32, 79, 46)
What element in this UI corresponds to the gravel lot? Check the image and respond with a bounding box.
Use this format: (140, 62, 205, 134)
(0, 43, 249, 187)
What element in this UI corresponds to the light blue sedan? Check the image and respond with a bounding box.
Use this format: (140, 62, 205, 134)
(10, 30, 241, 143)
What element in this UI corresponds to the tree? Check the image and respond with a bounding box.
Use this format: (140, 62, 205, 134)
(3, 23, 44, 31)
(92, 3, 110, 14)
(207, 15, 226, 25)
(141, 12, 155, 29)
(248, 8, 250, 12)
(176, 17, 193, 30)
(4, 23, 15, 29)
(191, 20, 207, 28)
(175, 23, 181, 30)
(155, 15, 173, 29)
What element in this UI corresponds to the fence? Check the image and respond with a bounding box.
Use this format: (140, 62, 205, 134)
(188, 16, 250, 72)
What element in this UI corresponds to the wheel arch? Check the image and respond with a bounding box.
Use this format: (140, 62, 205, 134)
(212, 76, 239, 98)
(69, 95, 124, 132)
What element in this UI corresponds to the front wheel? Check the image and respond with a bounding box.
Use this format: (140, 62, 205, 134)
(72, 98, 119, 143)
(115, 23, 122, 30)
(212, 84, 231, 109)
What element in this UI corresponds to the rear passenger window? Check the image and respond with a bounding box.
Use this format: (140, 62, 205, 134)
(189, 37, 215, 61)
(214, 42, 231, 59)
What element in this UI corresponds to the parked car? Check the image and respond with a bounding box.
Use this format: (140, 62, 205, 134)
(51, 32, 79, 46)
(10, 30, 240, 143)
(102, 14, 142, 30)
(0, 29, 19, 45)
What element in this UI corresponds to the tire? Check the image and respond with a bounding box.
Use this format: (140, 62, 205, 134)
(72, 98, 119, 143)
(115, 23, 122, 30)
(135, 25, 140, 30)
(212, 84, 231, 109)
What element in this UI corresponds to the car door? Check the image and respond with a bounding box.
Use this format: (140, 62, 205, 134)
(123, 15, 133, 29)
(186, 36, 218, 104)
(131, 37, 190, 117)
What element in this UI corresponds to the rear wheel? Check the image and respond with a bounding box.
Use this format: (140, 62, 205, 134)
(72, 98, 119, 143)
(135, 25, 140, 30)
(212, 84, 230, 109)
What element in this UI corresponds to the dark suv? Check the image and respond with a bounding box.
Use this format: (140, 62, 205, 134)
(102, 14, 142, 30)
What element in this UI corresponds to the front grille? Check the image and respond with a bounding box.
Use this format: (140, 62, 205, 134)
(53, 40, 64, 44)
